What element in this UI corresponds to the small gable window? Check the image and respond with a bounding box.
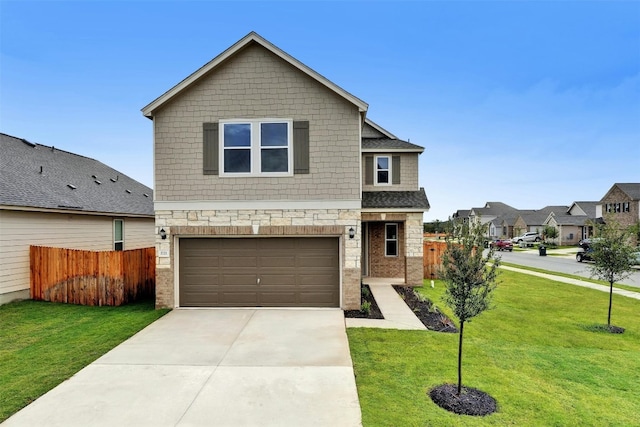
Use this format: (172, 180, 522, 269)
(375, 155, 391, 185)
(220, 119, 292, 176)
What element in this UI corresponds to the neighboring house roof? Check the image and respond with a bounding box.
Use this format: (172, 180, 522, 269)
(604, 183, 640, 201)
(545, 213, 590, 226)
(362, 189, 430, 210)
(142, 31, 368, 118)
(470, 202, 518, 218)
(568, 201, 598, 217)
(0, 133, 154, 217)
(453, 209, 470, 219)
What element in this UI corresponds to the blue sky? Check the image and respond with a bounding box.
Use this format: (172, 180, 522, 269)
(1, 1, 639, 221)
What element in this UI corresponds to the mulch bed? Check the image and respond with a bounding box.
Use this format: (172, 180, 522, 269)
(429, 384, 497, 416)
(393, 286, 457, 333)
(343, 285, 384, 319)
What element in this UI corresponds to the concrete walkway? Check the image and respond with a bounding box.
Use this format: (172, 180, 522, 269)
(346, 278, 426, 330)
(500, 265, 640, 300)
(3, 309, 362, 427)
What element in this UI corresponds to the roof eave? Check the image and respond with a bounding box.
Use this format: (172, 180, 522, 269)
(0, 204, 154, 218)
(362, 208, 428, 213)
(361, 148, 424, 153)
(141, 31, 369, 118)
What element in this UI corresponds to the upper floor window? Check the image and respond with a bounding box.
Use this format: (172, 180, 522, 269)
(375, 155, 391, 185)
(114, 219, 124, 251)
(220, 119, 292, 176)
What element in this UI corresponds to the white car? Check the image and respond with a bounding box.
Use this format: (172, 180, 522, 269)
(512, 232, 541, 244)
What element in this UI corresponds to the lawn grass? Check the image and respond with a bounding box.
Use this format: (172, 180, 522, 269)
(347, 269, 640, 426)
(0, 300, 169, 422)
(500, 261, 640, 293)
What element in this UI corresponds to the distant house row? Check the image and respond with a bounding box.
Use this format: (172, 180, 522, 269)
(452, 183, 640, 245)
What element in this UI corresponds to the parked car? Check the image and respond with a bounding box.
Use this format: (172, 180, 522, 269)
(576, 249, 593, 262)
(512, 232, 541, 244)
(490, 239, 513, 251)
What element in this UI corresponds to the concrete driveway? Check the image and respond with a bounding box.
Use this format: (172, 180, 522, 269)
(3, 309, 362, 427)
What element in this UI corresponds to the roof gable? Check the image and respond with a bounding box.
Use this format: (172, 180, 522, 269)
(608, 183, 640, 201)
(142, 32, 368, 118)
(0, 133, 153, 216)
(361, 119, 424, 152)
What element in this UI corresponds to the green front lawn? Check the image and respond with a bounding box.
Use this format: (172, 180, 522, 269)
(348, 270, 640, 426)
(0, 300, 169, 422)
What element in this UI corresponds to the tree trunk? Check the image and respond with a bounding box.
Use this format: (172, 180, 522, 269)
(457, 320, 465, 395)
(608, 281, 613, 326)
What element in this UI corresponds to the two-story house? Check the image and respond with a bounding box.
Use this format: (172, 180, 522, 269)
(142, 32, 429, 310)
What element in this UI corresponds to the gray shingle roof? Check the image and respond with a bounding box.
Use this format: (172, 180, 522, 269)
(0, 133, 154, 216)
(362, 189, 430, 210)
(362, 138, 424, 152)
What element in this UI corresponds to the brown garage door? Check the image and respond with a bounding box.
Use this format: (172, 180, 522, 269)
(179, 237, 340, 307)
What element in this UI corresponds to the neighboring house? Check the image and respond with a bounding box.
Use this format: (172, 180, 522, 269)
(469, 202, 518, 236)
(489, 211, 522, 239)
(141, 32, 429, 310)
(513, 206, 568, 237)
(543, 201, 599, 245)
(597, 183, 640, 228)
(452, 209, 470, 224)
(0, 133, 155, 304)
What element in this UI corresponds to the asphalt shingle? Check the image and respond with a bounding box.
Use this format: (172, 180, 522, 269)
(0, 133, 153, 216)
(362, 189, 430, 209)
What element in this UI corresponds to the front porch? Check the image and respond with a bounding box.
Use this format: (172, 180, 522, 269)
(360, 212, 424, 286)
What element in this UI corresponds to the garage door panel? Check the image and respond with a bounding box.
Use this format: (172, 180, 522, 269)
(222, 256, 257, 268)
(298, 255, 336, 268)
(179, 238, 339, 307)
(259, 274, 297, 286)
(221, 292, 258, 305)
(259, 256, 296, 268)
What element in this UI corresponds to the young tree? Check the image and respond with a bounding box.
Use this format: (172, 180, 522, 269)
(440, 220, 499, 395)
(587, 216, 637, 330)
(542, 225, 558, 244)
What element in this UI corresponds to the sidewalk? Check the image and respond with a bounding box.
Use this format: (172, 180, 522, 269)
(345, 278, 426, 330)
(346, 270, 640, 331)
(499, 265, 640, 301)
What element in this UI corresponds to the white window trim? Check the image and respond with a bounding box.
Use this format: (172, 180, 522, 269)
(219, 118, 293, 177)
(114, 219, 124, 251)
(374, 155, 392, 186)
(385, 223, 398, 257)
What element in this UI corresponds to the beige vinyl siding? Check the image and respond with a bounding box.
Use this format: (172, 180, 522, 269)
(362, 152, 419, 192)
(153, 43, 361, 202)
(123, 217, 155, 249)
(0, 210, 154, 298)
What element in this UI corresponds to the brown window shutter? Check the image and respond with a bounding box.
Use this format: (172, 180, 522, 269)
(365, 156, 373, 185)
(293, 121, 309, 174)
(392, 155, 401, 184)
(203, 122, 219, 175)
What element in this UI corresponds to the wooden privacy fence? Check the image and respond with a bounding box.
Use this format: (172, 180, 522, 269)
(30, 246, 155, 306)
(423, 241, 447, 279)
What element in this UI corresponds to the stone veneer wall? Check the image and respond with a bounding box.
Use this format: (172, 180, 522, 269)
(155, 209, 361, 310)
(404, 212, 425, 285)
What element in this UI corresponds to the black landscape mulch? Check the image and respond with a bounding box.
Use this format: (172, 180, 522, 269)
(393, 285, 457, 333)
(344, 285, 384, 319)
(429, 384, 498, 416)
